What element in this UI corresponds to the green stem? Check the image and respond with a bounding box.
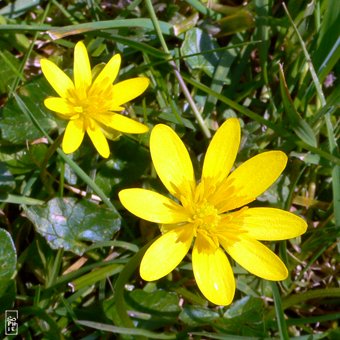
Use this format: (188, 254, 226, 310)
(145, 0, 211, 138)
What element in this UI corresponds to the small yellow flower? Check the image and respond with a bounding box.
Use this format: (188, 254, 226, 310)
(119, 118, 307, 305)
(40, 41, 149, 158)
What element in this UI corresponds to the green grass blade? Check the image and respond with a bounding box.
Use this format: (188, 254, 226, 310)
(46, 18, 173, 39)
(0, 193, 44, 205)
(70, 263, 123, 291)
(278, 64, 317, 147)
(99, 32, 167, 59)
(282, 2, 340, 247)
(266, 287, 340, 320)
(183, 73, 287, 134)
(271, 282, 290, 340)
(282, 3, 326, 106)
(75, 320, 176, 339)
(0, 23, 51, 32)
(183, 74, 340, 166)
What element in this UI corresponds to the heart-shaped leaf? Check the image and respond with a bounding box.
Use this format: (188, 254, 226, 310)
(25, 197, 121, 255)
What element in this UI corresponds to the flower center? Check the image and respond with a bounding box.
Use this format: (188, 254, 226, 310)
(188, 199, 221, 248)
(68, 82, 114, 120)
(191, 201, 220, 230)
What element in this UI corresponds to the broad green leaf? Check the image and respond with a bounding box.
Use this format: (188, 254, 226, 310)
(181, 28, 222, 77)
(279, 64, 317, 147)
(224, 296, 264, 322)
(0, 228, 17, 281)
(0, 78, 59, 144)
(214, 296, 266, 336)
(179, 305, 219, 326)
(25, 197, 121, 255)
(128, 289, 181, 314)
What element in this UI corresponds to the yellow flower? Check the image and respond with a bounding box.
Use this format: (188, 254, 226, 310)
(119, 118, 307, 305)
(40, 41, 149, 158)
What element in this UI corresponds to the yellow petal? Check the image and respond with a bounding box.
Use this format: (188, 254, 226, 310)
(140, 227, 194, 281)
(40, 59, 75, 98)
(192, 236, 235, 305)
(92, 54, 121, 88)
(44, 97, 74, 116)
(112, 77, 149, 107)
(233, 207, 307, 240)
(86, 121, 110, 158)
(96, 114, 148, 134)
(150, 124, 195, 199)
(74, 41, 92, 96)
(221, 235, 288, 281)
(202, 118, 240, 186)
(62, 119, 85, 154)
(218, 151, 288, 212)
(119, 188, 189, 224)
(160, 223, 185, 234)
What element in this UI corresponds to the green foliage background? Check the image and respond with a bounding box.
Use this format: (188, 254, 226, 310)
(0, 0, 339, 339)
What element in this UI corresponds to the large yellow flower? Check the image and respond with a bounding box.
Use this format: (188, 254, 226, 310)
(119, 118, 307, 305)
(40, 41, 149, 158)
